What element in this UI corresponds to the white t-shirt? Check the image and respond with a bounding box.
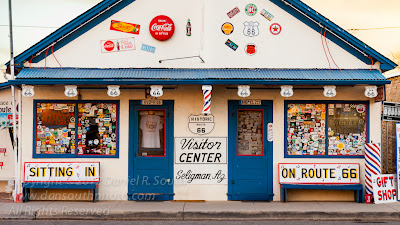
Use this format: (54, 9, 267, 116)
(140, 115, 162, 148)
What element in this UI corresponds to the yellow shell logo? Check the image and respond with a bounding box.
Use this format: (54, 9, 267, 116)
(221, 22, 234, 35)
(337, 142, 344, 150)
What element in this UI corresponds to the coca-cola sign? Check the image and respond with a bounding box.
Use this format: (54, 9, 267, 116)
(149, 15, 175, 41)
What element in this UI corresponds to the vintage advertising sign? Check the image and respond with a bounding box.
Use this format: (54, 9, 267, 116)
(221, 22, 234, 35)
(0, 101, 18, 127)
(101, 38, 135, 53)
(245, 43, 257, 56)
(267, 123, 273, 142)
(279, 163, 360, 184)
(243, 21, 259, 37)
(396, 123, 400, 201)
(372, 174, 397, 204)
(141, 44, 156, 53)
(24, 162, 100, 182)
(174, 137, 227, 184)
(149, 15, 175, 41)
(245, 4, 257, 16)
(188, 115, 214, 135)
(110, 20, 140, 34)
(225, 39, 238, 51)
(270, 23, 282, 35)
(260, 9, 274, 21)
(227, 7, 240, 18)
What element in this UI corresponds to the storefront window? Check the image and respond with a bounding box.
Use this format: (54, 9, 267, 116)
(237, 110, 264, 156)
(77, 103, 118, 156)
(286, 102, 367, 157)
(34, 101, 119, 158)
(286, 104, 326, 156)
(137, 110, 165, 157)
(327, 103, 367, 156)
(35, 102, 76, 155)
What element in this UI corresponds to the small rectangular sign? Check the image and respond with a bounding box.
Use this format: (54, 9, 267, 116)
(0, 162, 3, 167)
(141, 99, 163, 105)
(141, 44, 156, 53)
(260, 9, 274, 21)
(227, 7, 240, 18)
(267, 123, 273, 142)
(372, 174, 397, 204)
(279, 163, 360, 184)
(0, 148, 6, 153)
(240, 100, 261, 105)
(382, 102, 400, 122)
(101, 37, 135, 53)
(24, 162, 100, 182)
(110, 20, 140, 34)
(225, 39, 238, 51)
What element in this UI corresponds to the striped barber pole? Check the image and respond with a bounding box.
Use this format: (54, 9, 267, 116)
(364, 143, 381, 195)
(202, 85, 212, 114)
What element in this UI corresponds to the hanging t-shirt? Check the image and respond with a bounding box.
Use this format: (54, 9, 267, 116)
(140, 115, 162, 148)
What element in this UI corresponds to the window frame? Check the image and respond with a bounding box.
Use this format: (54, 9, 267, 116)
(284, 100, 369, 159)
(33, 100, 120, 159)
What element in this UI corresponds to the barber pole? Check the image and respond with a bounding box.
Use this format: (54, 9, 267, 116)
(202, 85, 212, 114)
(365, 143, 381, 195)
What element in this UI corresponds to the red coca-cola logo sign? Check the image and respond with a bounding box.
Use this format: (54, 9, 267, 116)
(104, 41, 115, 51)
(149, 15, 175, 41)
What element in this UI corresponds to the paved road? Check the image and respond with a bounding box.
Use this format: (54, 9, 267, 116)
(0, 221, 394, 225)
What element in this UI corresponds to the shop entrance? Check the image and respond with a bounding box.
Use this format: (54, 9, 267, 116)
(227, 100, 273, 201)
(128, 100, 174, 200)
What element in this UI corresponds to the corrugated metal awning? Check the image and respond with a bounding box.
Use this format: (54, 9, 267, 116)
(11, 68, 390, 86)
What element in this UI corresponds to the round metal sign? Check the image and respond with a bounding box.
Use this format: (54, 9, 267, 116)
(149, 15, 175, 41)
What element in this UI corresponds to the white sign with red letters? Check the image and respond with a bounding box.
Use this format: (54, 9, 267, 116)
(372, 174, 397, 204)
(101, 38, 135, 53)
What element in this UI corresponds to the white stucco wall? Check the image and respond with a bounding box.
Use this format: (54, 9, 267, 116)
(26, 0, 377, 69)
(20, 85, 380, 201)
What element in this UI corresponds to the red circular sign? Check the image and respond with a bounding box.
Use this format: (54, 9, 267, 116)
(149, 15, 175, 41)
(270, 23, 282, 35)
(104, 41, 115, 51)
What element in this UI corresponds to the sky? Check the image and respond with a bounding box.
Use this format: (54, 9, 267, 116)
(0, 0, 400, 66)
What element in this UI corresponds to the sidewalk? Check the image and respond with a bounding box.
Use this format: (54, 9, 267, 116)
(1, 201, 400, 221)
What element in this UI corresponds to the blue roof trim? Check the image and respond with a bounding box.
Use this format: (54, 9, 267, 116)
(7, 0, 135, 67)
(270, 0, 397, 71)
(0, 82, 11, 90)
(12, 68, 390, 85)
(6, 0, 396, 72)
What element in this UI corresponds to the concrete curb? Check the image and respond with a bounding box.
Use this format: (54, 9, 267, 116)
(1, 211, 400, 221)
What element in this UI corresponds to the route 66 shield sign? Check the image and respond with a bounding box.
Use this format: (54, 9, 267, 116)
(243, 21, 259, 37)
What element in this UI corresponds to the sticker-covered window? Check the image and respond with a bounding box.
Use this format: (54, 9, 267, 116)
(327, 103, 367, 156)
(77, 103, 118, 156)
(286, 104, 326, 156)
(35, 103, 76, 155)
(237, 110, 264, 156)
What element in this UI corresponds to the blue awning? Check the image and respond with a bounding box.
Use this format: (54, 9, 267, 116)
(11, 68, 389, 85)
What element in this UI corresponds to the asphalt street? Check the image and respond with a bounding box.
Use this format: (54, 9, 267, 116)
(0, 221, 395, 225)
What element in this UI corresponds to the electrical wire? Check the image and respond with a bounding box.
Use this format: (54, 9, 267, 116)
(44, 48, 49, 69)
(324, 29, 341, 71)
(29, 55, 35, 69)
(320, 28, 331, 70)
(51, 44, 62, 70)
(369, 56, 374, 71)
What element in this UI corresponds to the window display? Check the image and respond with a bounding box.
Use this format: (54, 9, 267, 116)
(77, 103, 118, 155)
(327, 103, 367, 156)
(34, 101, 119, 158)
(286, 102, 368, 157)
(286, 104, 326, 156)
(35, 103, 75, 154)
(237, 110, 263, 156)
(138, 110, 165, 157)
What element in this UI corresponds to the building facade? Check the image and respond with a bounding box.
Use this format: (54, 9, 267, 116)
(7, 0, 397, 201)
